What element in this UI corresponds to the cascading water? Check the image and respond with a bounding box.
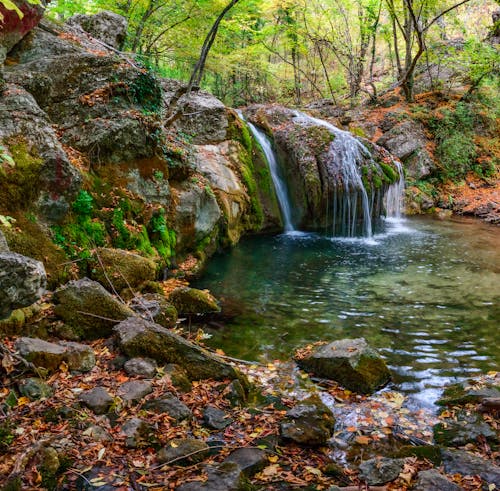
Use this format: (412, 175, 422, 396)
(293, 111, 376, 237)
(237, 111, 295, 232)
(384, 159, 405, 220)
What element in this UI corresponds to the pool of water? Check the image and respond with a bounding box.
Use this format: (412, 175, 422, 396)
(194, 216, 500, 405)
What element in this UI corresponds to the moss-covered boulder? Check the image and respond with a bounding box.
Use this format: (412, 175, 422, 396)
(53, 277, 134, 339)
(90, 248, 157, 293)
(295, 338, 391, 394)
(129, 293, 177, 328)
(168, 286, 220, 315)
(15, 337, 95, 373)
(114, 317, 241, 381)
(280, 394, 335, 446)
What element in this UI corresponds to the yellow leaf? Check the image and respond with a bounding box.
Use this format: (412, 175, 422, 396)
(17, 396, 30, 406)
(261, 464, 280, 477)
(305, 466, 322, 476)
(170, 441, 179, 448)
(97, 448, 106, 460)
(268, 455, 279, 463)
(0, 0, 24, 18)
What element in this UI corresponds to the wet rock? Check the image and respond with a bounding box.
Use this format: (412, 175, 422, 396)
(53, 278, 134, 339)
(158, 438, 210, 465)
(203, 406, 232, 430)
(79, 387, 114, 415)
(144, 394, 192, 421)
(437, 380, 500, 406)
(434, 413, 497, 447)
(18, 377, 52, 400)
(117, 380, 153, 404)
(165, 363, 192, 392)
(358, 457, 404, 486)
(66, 11, 128, 49)
(89, 248, 157, 294)
(121, 417, 155, 448)
(414, 469, 461, 491)
(123, 357, 157, 378)
(129, 293, 178, 328)
(280, 395, 335, 446)
(169, 287, 220, 315)
(114, 317, 241, 381)
(15, 337, 95, 373)
(177, 462, 253, 491)
(441, 449, 500, 487)
(0, 252, 46, 319)
(224, 447, 267, 476)
(296, 338, 391, 394)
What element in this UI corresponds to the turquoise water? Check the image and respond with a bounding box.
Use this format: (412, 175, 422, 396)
(195, 217, 499, 403)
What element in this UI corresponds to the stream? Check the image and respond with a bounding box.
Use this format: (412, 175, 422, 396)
(195, 216, 500, 407)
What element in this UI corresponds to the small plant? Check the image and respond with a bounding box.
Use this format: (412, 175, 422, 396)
(153, 169, 164, 181)
(204, 185, 215, 198)
(72, 190, 94, 216)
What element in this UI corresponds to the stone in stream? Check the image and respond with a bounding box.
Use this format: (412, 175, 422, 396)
(15, 337, 95, 373)
(53, 278, 134, 339)
(176, 462, 253, 491)
(144, 394, 192, 421)
(358, 457, 404, 486)
(280, 395, 335, 446)
(433, 412, 497, 447)
(413, 469, 461, 491)
(295, 338, 391, 394)
(114, 317, 243, 382)
(0, 252, 46, 319)
(168, 286, 220, 315)
(79, 387, 114, 415)
(437, 380, 500, 406)
(441, 449, 500, 487)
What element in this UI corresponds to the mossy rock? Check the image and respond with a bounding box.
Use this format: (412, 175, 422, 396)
(395, 445, 443, 465)
(129, 293, 178, 328)
(168, 286, 220, 315)
(296, 338, 391, 394)
(89, 247, 157, 294)
(437, 381, 500, 407)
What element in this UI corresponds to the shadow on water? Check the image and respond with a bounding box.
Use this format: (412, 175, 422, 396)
(194, 216, 500, 406)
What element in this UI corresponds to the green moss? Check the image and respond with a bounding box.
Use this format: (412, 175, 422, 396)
(0, 139, 44, 212)
(148, 208, 176, 263)
(238, 147, 264, 228)
(379, 161, 399, 184)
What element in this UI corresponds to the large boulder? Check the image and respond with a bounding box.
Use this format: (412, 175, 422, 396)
(0, 252, 46, 319)
(53, 278, 135, 339)
(89, 248, 157, 293)
(114, 316, 241, 381)
(66, 11, 128, 49)
(280, 395, 335, 446)
(295, 338, 391, 394)
(441, 449, 500, 487)
(0, 85, 81, 221)
(0, 0, 46, 63)
(15, 337, 95, 373)
(168, 287, 220, 315)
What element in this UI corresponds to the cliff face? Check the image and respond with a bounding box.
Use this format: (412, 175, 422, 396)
(0, 9, 280, 283)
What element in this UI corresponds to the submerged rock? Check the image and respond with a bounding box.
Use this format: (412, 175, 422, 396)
(53, 278, 134, 339)
(0, 252, 46, 319)
(114, 317, 241, 381)
(169, 287, 220, 315)
(280, 395, 335, 446)
(296, 338, 391, 394)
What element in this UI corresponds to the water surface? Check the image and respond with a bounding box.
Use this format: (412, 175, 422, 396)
(195, 217, 499, 405)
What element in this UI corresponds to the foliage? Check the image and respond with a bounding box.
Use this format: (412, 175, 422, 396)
(148, 207, 176, 263)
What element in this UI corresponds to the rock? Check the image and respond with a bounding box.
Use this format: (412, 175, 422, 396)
(174, 92, 228, 145)
(66, 11, 128, 49)
(0, 85, 81, 221)
(129, 294, 178, 328)
(123, 357, 157, 378)
(433, 413, 497, 447)
(158, 438, 210, 465)
(144, 394, 192, 421)
(0, 252, 46, 319)
(0, 0, 46, 63)
(413, 469, 461, 491)
(15, 337, 95, 373)
(53, 278, 135, 339)
(165, 363, 192, 392)
(74, 466, 121, 490)
(168, 287, 220, 315)
(83, 425, 112, 442)
(117, 380, 152, 404)
(203, 406, 232, 430)
(280, 395, 335, 446)
(79, 387, 114, 415)
(177, 462, 253, 491)
(114, 317, 241, 381)
(296, 338, 391, 394)
(18, 377, 52, 400)
(90, 248, 157, 294)
(121, 417, 155, 448)
(224, 448, 267, 476)
(0, 230, 9, 252)
(358, 457, 404, 486)
(224, 379, 246, 407)
(437, 380, 500, 406)
(441, 449, 500, 487)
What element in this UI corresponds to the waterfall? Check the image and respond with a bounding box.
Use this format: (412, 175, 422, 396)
(237, 111, 295, 232)
(293, 111, 374, 238)
(384, 160, 405, 219)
